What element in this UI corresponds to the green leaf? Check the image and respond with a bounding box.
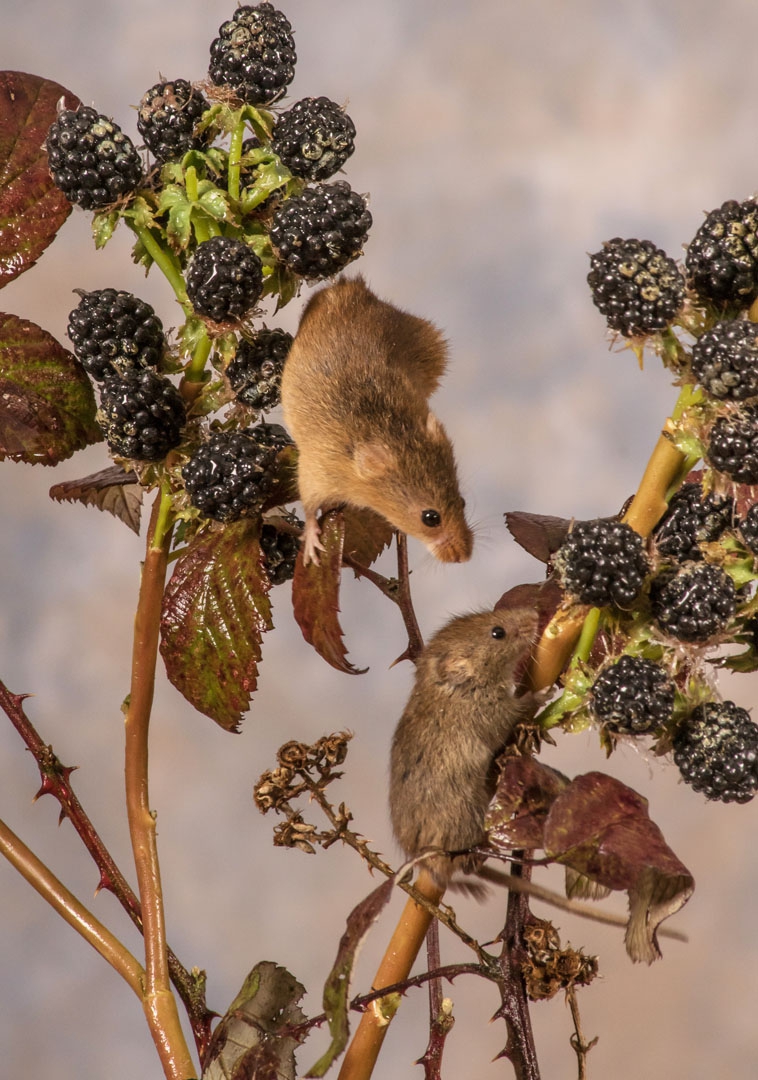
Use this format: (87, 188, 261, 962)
(160, 519, 274, 731)
(0, 72, 79, 287)
(92, 209, 119, 249)
(0, 312, 100, 464)
(203, 961, 305, 1080)
(49, 465, 143, 533)
(197, 184, 232, 223)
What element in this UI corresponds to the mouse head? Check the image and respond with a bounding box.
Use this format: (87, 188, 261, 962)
(424, 609, 539, 694)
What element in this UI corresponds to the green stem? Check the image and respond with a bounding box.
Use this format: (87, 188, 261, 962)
(132, 225, 189, 308)
(573, 607, 601, 665)
(227, 119, 245, 203)
(151, 481, 175, 553)
(184, 334, 212, 386)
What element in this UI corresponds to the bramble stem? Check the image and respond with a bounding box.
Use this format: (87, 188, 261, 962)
(0, 816, 144, 997)
(124, 491, 196, 1080)
(227, 119, 245, 203)
(184, 333, 212, 388)
(132, 225, 189, 308)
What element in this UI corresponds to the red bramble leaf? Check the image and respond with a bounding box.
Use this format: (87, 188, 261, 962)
(342, 506, 394, 567)
(505, 511, 574, 564)
(0, 72, 79, 287)
(49, 465, 142, 533)
(160, 520, 274, 731)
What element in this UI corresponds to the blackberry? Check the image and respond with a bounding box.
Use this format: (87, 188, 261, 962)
(690, 319, 758, 401)
(67, 289, 165, 381)
(98, 371, 185, 462)
(685, 199, 758, 308)
(706, 404, 758, 484)
(271, 97, 356, 182)
(673, 700, 758, 803)
(586, 238, 685, 337)
(739, 503, 758, 554)
(46, 105, 143, 210)
(226, 328, 293, 410)
(137, 79, 210, 164)
(260, 521, 300, 584)
(182, 423, 292, 522)
(185, 236, 263, 322)
(208, 4, 296, 106)
(651, 562, 736, 643)
(653, 481, 734, 562)
(554, 518, 649, 609)
(270, 181, 372, 279)
(590, 655, 675, 735)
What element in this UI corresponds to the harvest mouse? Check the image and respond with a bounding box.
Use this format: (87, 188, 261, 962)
(389, 606, 540, 889)
(280, 276, 473, 564)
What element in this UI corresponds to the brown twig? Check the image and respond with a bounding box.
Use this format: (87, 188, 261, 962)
(0, 680, 214, 1057)
(566, 985, 598, 1080)
(416, 917, 453, 1079)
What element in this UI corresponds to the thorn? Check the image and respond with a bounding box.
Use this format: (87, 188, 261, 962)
(57, 807, 69, 827)
(32, 776, 56, 802)
(95, 869, 112, 896)
(389, 648, 411, 668)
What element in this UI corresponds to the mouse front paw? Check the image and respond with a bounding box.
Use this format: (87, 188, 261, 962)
(302, 516, 327, 566)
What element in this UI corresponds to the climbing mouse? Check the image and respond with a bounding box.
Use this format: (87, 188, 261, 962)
(280, 276, 473, 564)
(389, 606, 540, 889)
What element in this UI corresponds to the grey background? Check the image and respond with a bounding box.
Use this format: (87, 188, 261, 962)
(2, 1, 758, 1077)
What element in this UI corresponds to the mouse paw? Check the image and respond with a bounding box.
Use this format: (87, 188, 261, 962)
(302, 517, 327, 566)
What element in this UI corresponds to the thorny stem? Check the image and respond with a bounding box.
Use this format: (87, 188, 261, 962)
(495, 856, 541, 1080)
(124, 490, 196, 1080)
(418, 918, 453, 1080)
(566, 985, 598, 1080)
(0, 680, 213, 1058)
(0, 816, 144, 998)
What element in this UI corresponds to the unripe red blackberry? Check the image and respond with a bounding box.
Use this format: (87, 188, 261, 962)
(67, 289, 165, 381)
(98, 371, 185, 462)
(690, 319, 758, 401)
(185, 236, 263, 322)
(586, 238, 685, 337)
(209, 4, 296, 105)
(653, 481, 734, 562)
(271, 97, 356, 182)
(739, 503, 758, 554)
(226, 328, 293, 411)
(260, 521, 301, 584)
(46, 105, 143, 210)
(270, 181, 372, 279)
(554, 519, 649, 609)
(590, 655, 675, 735)
(137, 79, 211, 164)
(651, 562, 736, 643)
(674, 700, 758, 803)
(706, 404, 758, 484)
(685, 199, 758, 308)
(182, 422, 292, 522)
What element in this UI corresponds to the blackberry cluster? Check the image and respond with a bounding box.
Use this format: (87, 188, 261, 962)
(674, 700, 758, 803)
(46, 105, 143, 210)
(270, 181, 372, 279)
(226, 328, 293, 411)
(653, 481, 734, 562)
(691, 320, 758, 401)
(586, 238, 685, 337)
(555, 519, 649, 609)
(685, 199, 758, 308)
(182, 423, 292, 522)
(208, 4, 296, 105)
(271, 97, 356, 182)
(590, 655, 675, 735)
(67, 289, 165, 381)
(651, 563, 737, 643)
(260, 522, 300, 584)
(739, 504, 758, 554)
(137, 79, 210, 164)
(186, 236, 263, 322)
(98, 371, 185, 462)
(706, 405, 758, 484)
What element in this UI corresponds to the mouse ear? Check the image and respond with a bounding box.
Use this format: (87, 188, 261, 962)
(425, 411, 443, 439)
(433, 653, 476, 688)
(352, 440, 394, 480)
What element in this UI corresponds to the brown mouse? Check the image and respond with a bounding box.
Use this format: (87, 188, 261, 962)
(280, 276, 473, 564)
(389, 606, 540, 889)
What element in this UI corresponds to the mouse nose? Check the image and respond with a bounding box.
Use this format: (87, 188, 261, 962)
(428, 526, 474, 562)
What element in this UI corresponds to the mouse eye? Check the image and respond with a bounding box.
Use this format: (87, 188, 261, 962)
(491, 625, 506, 639)
(421, 509, 442, 528)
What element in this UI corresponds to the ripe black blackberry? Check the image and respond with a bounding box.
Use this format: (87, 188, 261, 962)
(685, 199, 758, 308)
(706, 404, 758, 484)
(690, 319, 758, 401)
(185, 236, 263, 322)
(271, 97, 356, 182)
(260, 521, 300, 584)
(590, 655, 675, 735)
(67, 289, 165, 381)
(270, 181, 372, 279)
(673, 700, 758, 803)
(98, 371, 185, 462)
(137, 79, 210, 165)
(182, 423, 292, 522)
(554, 519, 649, 609)
(46, 105, 143, 211)
(226, 328, 293, 411)
(653, 481, 734, 562)
(208, 4, 296, 105)
(650, 562, 737, 643)
(739, 503, 758, 554)
(586, 238, 685, 338)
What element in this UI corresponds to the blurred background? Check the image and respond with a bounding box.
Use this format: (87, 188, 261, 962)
(2, 0, 758, 1076)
